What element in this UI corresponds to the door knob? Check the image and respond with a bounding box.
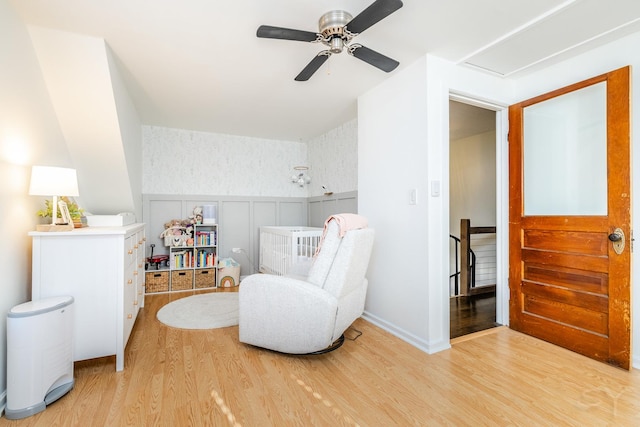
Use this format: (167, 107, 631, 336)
(609, 228, 625, 255)
(608, 231, 623, 242)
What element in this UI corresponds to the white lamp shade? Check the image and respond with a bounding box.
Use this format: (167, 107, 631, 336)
(29, 166, 79, 197)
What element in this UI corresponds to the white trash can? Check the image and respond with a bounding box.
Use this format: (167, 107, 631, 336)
(5, 296, 75, 420)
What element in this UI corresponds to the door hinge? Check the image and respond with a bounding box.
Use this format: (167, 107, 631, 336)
(631, 229, 634, 252)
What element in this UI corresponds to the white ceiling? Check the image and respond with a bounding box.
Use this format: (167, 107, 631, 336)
(9, 0, 640, 141)
(449, 101, 495, 141)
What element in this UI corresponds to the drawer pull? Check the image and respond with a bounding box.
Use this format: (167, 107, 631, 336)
(127, 314, 132, 319)
(134, 301, 138, 305)
(134, 271, 138, 275)
(128, 279, 133, 284)
(128, 249, 133, 255)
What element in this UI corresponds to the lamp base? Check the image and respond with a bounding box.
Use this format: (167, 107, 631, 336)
(36, 224, 74, 232)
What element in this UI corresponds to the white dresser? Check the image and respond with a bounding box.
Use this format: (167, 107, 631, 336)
(29, 223, 146, 371)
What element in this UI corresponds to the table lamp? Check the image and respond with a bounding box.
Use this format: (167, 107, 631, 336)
(29, 166, 79, 231)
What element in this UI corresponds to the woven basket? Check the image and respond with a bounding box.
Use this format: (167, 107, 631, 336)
(171, 270, 193, 291)
(195, 268, 216, 288)
(145, 271, 169, 293)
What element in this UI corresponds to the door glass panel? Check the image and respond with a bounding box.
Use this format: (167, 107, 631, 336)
(523, 82, 607, 216)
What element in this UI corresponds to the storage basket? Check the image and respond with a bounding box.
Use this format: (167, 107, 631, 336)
(217, 266, 240, 287)
(145, 271, 169, 293)
(171, 270, 193, 291)
(195, 268, 216, 288)
(164, 234, 190, 247)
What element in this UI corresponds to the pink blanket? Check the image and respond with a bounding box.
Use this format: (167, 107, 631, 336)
(315, 214, 368, 256)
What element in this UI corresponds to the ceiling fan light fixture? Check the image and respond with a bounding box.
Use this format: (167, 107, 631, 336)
(318, 10, 353, 53)
(257, 0, 403, 81)
(319, 10, 352, 37)
(329, 37, 344, 53)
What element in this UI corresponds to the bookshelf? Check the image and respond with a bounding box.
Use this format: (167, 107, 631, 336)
(146, 223, 217, 293)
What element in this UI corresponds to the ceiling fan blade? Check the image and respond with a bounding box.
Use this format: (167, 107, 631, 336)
(345, 0, 403, 34)
(257, 25, 319, 42)
(295, 52, 331, 81)
(349, 45, 399, 72)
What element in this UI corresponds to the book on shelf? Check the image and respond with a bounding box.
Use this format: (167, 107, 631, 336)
(195, 230, 217, 246)
(196, 249, 216, 268)
(171, 250, 194, 269)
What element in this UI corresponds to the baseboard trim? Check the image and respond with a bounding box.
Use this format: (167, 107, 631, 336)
(361, 311, 451, 354)
(0, 389, 6, 418)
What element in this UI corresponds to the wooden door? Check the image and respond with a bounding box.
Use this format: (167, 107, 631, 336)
(509, 66, 631, 369)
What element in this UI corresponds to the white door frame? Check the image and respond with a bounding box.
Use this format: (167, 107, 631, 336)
(449, 92, 510, 326)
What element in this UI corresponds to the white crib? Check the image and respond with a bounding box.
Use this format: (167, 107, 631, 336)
(259, 226, 323, 277)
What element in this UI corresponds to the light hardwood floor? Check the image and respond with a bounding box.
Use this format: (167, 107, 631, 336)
(2, 288, 640, 426)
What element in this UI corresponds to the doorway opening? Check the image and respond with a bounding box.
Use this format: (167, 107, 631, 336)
(449, 99, 499, 338)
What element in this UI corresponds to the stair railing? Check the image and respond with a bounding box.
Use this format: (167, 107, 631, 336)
(450, 234, 476, 296)
(459, 219, 496, 296)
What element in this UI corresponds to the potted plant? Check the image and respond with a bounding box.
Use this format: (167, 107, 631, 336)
(37, 196, 85, 227)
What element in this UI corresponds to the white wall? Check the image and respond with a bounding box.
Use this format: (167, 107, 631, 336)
(107, 46, 143, 220)
(142, 126, 308, 198)
(27, 26, 141, 217)
(307, 119, 358, 197)
(359, 57, 433, 351)
(449, 130, 497, 237)
(0, 0, 73, 412)
(359, 54, 514, 353)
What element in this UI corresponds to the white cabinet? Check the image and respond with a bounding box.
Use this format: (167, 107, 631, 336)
(29, 223, 145, 372)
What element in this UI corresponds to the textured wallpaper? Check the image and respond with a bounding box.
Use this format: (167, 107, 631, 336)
(307, 119, 358, 197)
(143, 120, 358, 198)
(143, 126, 309, 197)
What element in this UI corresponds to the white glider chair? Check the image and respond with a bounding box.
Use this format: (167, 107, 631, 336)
(239, 215, 375, 354)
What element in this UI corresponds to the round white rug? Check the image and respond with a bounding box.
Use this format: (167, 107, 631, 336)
(156, 292, 239, 329)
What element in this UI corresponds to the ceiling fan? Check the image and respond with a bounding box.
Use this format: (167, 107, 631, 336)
(257, 0, 403, 81)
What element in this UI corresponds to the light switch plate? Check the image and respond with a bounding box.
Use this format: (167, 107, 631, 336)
(431, 181, 441, 197)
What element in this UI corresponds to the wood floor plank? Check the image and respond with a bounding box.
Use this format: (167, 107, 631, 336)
(2, 288, 640, 426)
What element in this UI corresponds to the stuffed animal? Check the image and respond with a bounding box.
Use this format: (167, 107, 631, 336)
(160, 219, 185, 238)
(160, 218, 199, 246)
(192, 206, 203, 224)
(183, 222, 194, 238)
(187, 206, 203, 225)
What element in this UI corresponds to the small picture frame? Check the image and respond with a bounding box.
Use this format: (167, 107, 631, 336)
(58, 200, 72, 225)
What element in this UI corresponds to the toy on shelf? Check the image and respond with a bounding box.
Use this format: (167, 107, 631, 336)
(159, 219, 194, 247)
(146, 244, 169, 270)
